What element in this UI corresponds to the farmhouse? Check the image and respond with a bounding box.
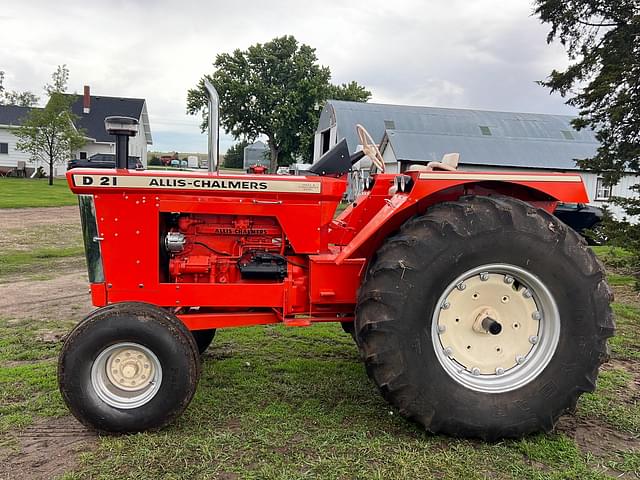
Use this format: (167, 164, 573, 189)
(0, 86, 152, 176)
(314, 100, 636, 217)
(67, 86, 152, 167)
(0, 105, 34, 175)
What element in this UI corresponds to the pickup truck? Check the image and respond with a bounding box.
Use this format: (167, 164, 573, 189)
(67, 153, 142, 170)
(554, 203, 605, 245)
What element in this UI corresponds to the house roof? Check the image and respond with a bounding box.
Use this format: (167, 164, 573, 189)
(383, 129, 598, 170)
(317, 100, 600, 170)
(0, 105, 35, 126)
(66, 94, 152, 144)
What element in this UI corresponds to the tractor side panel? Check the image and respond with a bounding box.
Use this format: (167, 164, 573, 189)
(69, 170, 346, 311)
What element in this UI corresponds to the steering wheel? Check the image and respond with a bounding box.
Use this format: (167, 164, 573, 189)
(356, 124, 385, 173)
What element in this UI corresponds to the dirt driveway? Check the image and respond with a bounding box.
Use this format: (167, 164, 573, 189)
(0, 206, 79, 230)
(0, 206, 91, 321)
(0, 206, 95, 479)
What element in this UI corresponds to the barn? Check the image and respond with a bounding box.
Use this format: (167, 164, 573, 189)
(313, 100, 636, 217)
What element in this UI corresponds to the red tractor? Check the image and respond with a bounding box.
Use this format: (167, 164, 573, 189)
(58, 88, 614, 440)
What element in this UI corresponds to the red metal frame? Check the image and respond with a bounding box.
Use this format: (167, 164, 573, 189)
(67, 168, 588, 330)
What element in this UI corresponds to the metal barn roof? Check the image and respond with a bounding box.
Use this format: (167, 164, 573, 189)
(244, 140, 268, 151)
(317, 100, 599, 170)
(244, 140, 269, 167)
(383, 130, 598, 170)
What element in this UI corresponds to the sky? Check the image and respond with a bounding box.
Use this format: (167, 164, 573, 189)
(0, 0, 573, 155)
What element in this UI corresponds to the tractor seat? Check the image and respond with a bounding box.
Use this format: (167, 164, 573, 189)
(406, 153, 460, 172)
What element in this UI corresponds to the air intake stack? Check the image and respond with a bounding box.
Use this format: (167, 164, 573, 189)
(105, 116, 139, 169)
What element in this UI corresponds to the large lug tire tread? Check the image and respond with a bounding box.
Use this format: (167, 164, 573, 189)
(58, 302, 201, 433)
(355, 195, 615, 440)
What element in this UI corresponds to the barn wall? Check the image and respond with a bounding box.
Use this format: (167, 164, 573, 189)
(585, 171, 640, 220)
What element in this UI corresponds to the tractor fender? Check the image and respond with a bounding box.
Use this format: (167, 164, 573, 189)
(335, 174, 589, 265)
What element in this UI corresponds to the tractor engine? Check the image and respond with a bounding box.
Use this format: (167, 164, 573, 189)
(162, 214, 286, 284)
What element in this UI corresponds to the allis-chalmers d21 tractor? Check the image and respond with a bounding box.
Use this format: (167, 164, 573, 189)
(58, 82, 614, 440)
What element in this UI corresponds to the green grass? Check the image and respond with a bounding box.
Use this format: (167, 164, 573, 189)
(0, 246, 84, 278)
(56, 324, 621, 479)
(0, 317, 73, 433)
(606, 273, 635, 287)
(591, 246, 635, 272)
(0, 317, 632, 479)
(334, 202, 349, 216)
(0, 239, 638, 478)
(608, 303, 640, 360)
(578, 368, 639, 433)
(0, 177, 76, 208)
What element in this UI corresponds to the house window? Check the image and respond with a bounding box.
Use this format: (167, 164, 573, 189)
(384, 120, 396, 129)
(479, 125, 492, 136)
(79, 151, 88, 160)
(320, 129, 331, 155)
(0, 143, 8, 154)
(595, 177, 611, 200)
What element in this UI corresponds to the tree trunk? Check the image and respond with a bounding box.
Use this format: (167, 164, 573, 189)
(268, 141, 279, 173)
(48, 158, 53, 185)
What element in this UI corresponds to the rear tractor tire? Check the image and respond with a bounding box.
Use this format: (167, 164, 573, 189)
(58, 302, 200, 433)
(356, 196, 614, 440)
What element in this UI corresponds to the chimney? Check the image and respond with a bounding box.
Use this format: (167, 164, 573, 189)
(83, 85, 90, 114)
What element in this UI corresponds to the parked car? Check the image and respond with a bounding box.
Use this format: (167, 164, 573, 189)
(553, 203, 605, 245)
(68, 153, 142, 170)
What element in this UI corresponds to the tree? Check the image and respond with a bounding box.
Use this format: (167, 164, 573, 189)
(0, 71, 39, 107)
(534, 0, 640, 267)
(187, 35, 371, 171)
(534, 1, 639, 182)
(224, 140, 249, 169)
(15, 65, 85, 185)
(45, 65, 69, 95)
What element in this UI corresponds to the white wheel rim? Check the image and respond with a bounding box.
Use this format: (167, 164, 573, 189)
(431, 264, 560, 393)
(91, 342, 162, 409)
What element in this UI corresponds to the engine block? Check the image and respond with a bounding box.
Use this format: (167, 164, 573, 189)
(164, 213, 285, 284)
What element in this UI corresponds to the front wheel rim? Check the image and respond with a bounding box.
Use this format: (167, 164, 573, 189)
(431, 264, 560, 393)
(91, 342, 163, 409)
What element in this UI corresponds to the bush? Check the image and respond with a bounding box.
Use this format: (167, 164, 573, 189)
(224, 141, 249, 169)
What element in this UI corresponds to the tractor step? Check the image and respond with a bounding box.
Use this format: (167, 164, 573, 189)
(284, 318, 312, 327)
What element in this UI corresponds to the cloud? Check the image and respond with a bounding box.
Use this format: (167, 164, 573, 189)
(0, 0, 573, 154)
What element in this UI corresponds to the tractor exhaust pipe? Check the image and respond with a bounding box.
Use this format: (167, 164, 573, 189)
(203, 79, 220, 173)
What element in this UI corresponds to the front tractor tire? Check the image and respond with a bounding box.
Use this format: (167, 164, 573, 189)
(58, 302, 200, 433)
(356, 196, 614, 440)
